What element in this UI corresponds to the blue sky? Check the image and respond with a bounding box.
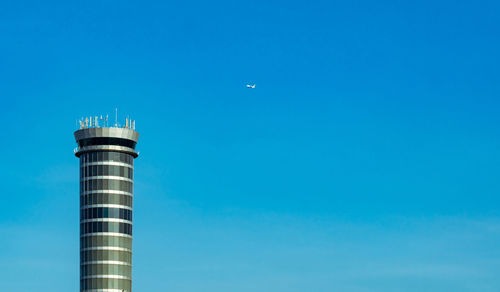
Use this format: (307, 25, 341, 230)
(1, 0, 500, 291)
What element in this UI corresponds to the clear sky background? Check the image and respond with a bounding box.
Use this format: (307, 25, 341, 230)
(1, 0, 500, 291)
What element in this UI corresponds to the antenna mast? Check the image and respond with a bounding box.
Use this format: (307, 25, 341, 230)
(115, 108, 118, 127)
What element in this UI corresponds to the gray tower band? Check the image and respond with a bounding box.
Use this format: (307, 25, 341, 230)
(74, 123, 139, 292)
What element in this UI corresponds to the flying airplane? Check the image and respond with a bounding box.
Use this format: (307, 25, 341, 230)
(246, 84, 256, 89)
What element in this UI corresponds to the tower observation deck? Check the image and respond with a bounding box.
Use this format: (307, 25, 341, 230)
(74, 115, 139, 292)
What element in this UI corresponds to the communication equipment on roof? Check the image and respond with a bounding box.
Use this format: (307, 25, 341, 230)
(77, 111, 136, 131)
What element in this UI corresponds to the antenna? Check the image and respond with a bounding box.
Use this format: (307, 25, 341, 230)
(115, 108, 118, 127)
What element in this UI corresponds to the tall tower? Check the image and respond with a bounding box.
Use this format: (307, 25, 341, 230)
(74, 116, 139, 292)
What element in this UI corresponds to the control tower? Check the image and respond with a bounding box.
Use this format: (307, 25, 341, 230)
(74, 115, 139, 292)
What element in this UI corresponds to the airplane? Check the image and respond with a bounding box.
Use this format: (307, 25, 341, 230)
(246, 84, 256, 89)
